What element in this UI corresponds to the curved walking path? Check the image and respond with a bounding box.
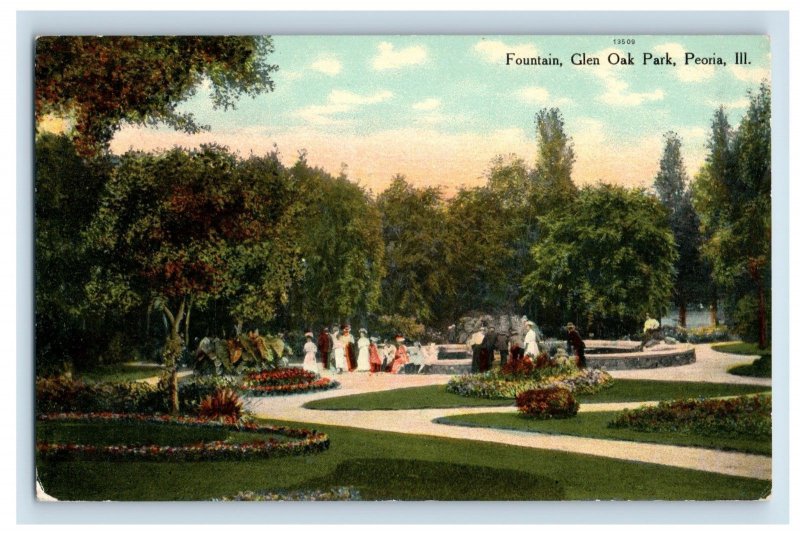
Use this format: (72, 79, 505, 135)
(245, 343, 772, 481)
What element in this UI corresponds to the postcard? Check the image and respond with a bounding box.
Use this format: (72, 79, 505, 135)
(33, 34, 773, 503)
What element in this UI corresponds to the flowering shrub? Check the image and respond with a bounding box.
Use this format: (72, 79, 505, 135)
(660, 325, 732, 344)
(198, 389, 243, 423)
(239, 367, 339, 396)
(447, 358, 613, 399)
(608, 394, 771, 437)
(36, 412, 330, 461)
(516, 386, 579, 419)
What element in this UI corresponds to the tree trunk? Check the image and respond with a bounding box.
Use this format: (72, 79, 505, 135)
(678, 300, 687, 328)
(162, 298, 187, 415)
(710, 299, 718, 326)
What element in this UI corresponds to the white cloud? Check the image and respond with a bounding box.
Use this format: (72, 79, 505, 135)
(590, 48, 665, 107)
(372, 42, 428, 70)
(293, 89, 394, 125)
(474, 39, 538, 63)
(515, 86, 572, 106)
(280, 70, 303, 81)
(653, 43, 715, 83)
(729, 64, 771, 83)
(412, 98, 441, 111)
(311, 57, 342, 76)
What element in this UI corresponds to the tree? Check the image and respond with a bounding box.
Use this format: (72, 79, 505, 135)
(532, 108, 578, 211)
(653, 131, 708, 327)
(35, 36, 278, 157)
(284, 157, 385, 330)
(693, 83, 771, 347)
(85, 145, 303, 413)
(377, 175, 452, 323)
(522, 184, 677, 337)
(35, 133, 112, 373)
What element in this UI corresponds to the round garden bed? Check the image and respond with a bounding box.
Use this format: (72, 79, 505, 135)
(36, 412, 330, 461)
(239, 368, 340, 396)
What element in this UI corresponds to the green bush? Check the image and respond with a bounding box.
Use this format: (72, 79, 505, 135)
(515, 386, 579, 419)
(608, 394, 771, 437)
(729, 354, 771, 378)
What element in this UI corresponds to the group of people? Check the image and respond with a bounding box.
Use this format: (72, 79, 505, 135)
(302, 325, 412, 375)
(468, 319, 588, 371)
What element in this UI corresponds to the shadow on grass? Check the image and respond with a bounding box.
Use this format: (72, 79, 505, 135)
(299, 458, 566, 500)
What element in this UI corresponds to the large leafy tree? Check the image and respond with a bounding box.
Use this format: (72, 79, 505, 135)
(85, 145, 303, 412)
(35, 36, 278, 157)
(693, 83, 771, 347)
(284, 158, 385, 330)
(522, 184, 677, 337)
(653, 131, 708, 327)
(377, 175, 451, 323)
(532, 107, 578, 211)
(34, 133, 112, 373)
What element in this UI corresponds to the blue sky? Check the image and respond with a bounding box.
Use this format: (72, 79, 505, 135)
(110, 35, 771, 195)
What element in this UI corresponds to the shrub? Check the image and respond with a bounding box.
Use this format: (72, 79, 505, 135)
(729, 354, 771, 378)
(175, 375, 241, 415)
(198, 388, 243, 422)
(36, 376, 163, 414)
(446, 365, 613, 399)
(608, 394, 771, 437)
(516, 386, 579, 419)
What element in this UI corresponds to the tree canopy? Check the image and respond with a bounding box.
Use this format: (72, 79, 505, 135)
(522, 184, 677, 336)
(35, 36, 278, 157)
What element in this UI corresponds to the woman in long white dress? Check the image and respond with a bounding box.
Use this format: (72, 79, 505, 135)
(332, 328, 346, 373)
(302, 332, 319, 374)
(356, 328, 371, 371)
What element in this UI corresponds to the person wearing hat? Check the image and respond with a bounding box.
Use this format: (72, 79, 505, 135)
(469, 327, 486, 373)
(368, 336, 383, 373)
(356, 328, 371, 371)
(332, 326, 346, 373)
(566, 322, 587, 369)
(317, 327, 332, 370)
(523, 320, 540, 358)
(340, 324, 356, 372)
(389, 335, 410, 374)
(495, 328, 510, 367)
(480, 326, 496, 372)
(302, 332, 319, 374)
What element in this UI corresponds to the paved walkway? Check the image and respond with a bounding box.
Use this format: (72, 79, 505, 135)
(244, 343, 772, 481)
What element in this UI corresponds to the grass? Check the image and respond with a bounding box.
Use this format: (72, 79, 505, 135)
(74, 363, 164, 383)
(711, 342, 771, 357)
(36, 418, 770, 501)
(435, 411, 771, 455)
(710, 342, 772, 378)
(303, 380, 771, 410)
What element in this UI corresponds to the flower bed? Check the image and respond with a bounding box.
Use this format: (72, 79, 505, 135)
(608, 394, 771, 437)
(215, 487, 362, 501)
(36, 412, 330, 461)
(240, 368, 339, 396)
(446, 356, 613, 399)
(516, 386, 579, 419)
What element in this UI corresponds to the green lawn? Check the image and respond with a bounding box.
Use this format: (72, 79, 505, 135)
(303, 380, 771, 410)
(36, 418, 770, 501)
(74, 363, 164, 383)
(711, 342, 771, 357)
(435, 411, 771, 455)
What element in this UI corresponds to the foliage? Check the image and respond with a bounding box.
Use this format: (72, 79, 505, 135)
(608, 394, 771, 437)
(35, 36, 277, 157)
(36, 413, 330, 461)
(653, 131, 710, 324)
(198, 389, 243, 423)
(446, 360, 613, 399)
(240, 368, 339, 396)
(711, 341, 770, 357)
(216, 487, 362, 501)
(532, 108, 578, 211)
(373, 314, 425, 341)
(692, 83, 771, 347)
(84, 145, 304, 412)
(194, 332, 289, 375)
(377, 175, 452, 323)
(35, 376, 164, 415)
(515, 386, 579, 419)
(284, 159, 385, 329)
(661, 324, 732, 344)
(522, 184, 677, 337)
(728, 355, 771, 378)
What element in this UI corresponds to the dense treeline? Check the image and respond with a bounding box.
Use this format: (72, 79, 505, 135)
(34, 36, 772, 375)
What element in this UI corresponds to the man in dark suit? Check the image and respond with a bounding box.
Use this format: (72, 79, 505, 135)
(318, 327, 332, 370)
(480, 326, 497, 372)
(566, 322, 587, 369)
(495, 329, 510, 366)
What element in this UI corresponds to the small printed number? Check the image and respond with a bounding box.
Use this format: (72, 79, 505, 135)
(613, 38, 636, 45)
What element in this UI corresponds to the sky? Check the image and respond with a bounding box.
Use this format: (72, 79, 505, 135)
(109, 35, 771, 197)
